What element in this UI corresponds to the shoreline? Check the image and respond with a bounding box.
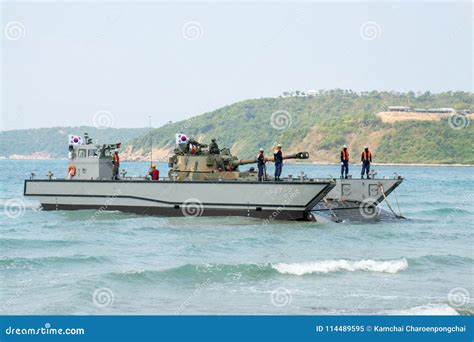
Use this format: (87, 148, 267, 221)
(1, 158, 472, 167)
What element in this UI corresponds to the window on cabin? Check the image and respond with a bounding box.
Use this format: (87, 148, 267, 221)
(78, 149, 86, 158)
(88, 149, 98, 157)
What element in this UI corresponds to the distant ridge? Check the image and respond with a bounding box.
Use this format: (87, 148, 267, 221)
(1, 91, 473, 164)
(127, 90, 473, 165)
(0, 126, 147, 159)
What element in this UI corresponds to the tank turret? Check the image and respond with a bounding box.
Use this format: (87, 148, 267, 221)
(168, 138, 310, 181)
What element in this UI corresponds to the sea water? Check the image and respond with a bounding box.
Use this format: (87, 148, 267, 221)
(1, 160, 473, 315)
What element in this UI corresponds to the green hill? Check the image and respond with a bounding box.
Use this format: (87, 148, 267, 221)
(1, 91, 472, 164)
(128, 90, 473, 164)
(0, 126, 147, 158)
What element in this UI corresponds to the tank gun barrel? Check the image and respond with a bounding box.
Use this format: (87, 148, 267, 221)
(229, 151, 309, 168)
(267, 152, 310, 162)
(229, 158, 258, 168)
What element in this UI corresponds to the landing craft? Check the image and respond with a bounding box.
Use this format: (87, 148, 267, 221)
(24, 134, 403, 222)
(166, 136, 404, 221)
(24, 134, 335, 221)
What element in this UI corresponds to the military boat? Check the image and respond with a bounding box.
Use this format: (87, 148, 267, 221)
(24, 134, 336, 221)
(23, 134, 403, 222)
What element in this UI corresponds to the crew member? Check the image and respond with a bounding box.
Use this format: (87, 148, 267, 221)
(274, 144, 283, 181)
(209, 139, 220, 155)
(257, 148, 266, 181)
(360, 146, 372, 179)
(340, 144, 349, 179)
(112, 149, 120, 180)
(149, 163, 159, 180)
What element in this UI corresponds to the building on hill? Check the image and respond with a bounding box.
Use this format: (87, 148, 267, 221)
(388, 106, 460, 114)
(280, 90, 318, 98)
(426, 108, 455, 113)
(388, 106, 411, 112)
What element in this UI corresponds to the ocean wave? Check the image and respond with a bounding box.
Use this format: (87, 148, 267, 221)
(0, 255, 109, 269)
(0, 199, 41, 211)
(104, 258, 409, 284)
(0, 238, 80, 248)
(408, 254, 473, 268)
(413, 208, 471, 216)
(105, 263, 274, 283)
(383, 304, 459, 316)
(272, 259, 408, 275)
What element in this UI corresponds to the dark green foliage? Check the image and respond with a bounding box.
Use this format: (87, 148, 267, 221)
(129, 90, 473, 164)
(2, 91, 472, 164)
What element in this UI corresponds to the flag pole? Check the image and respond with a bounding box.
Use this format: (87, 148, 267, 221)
(149, 115, 153, 166)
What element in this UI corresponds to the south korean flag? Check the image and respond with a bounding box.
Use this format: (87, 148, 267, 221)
(175, 133, 188, 145)
(69, 135, 83, 145)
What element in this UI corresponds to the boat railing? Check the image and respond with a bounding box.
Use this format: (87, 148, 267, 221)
(28, 173, 402, 181)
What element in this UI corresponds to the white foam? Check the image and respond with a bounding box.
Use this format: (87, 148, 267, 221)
(272, 258, 408, 275)
(386, 304, 459, 316)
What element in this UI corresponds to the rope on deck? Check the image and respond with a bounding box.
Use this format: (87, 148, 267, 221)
(379, 184, 405, 219)
(323, 198, 342, 222)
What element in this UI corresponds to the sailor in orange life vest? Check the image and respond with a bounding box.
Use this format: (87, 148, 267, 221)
(149, 163, 160, 180)
(274, 144, 283, 181)
(360, 146, 372, 179)
(257, 148, 266, 181)
(340, 144, 349, 179)
(111, 149, 120, 180)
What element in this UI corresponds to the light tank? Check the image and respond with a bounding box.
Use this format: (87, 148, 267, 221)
(168, 138, 309, 181)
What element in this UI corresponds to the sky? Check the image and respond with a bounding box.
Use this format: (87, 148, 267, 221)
(1, 1, 472, 130)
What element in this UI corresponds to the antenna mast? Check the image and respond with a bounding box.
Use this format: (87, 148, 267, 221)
(149, 115, 153, 166)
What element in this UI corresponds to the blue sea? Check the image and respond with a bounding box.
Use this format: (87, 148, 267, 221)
(1, 160, 473, 315)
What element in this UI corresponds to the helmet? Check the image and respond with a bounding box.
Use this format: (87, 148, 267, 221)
(151, 163, 156, 168)
(259, 148, 264, 151)
(114, 149, 119, 153)
(343, 144, 347, 148)
(365, 145, 369, 149)
(277, 144, 282, 148)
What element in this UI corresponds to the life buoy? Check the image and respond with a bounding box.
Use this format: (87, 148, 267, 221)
(68, 164, 76, 177)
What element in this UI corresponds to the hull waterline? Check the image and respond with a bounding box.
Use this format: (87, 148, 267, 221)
(24, 179, 336, 221)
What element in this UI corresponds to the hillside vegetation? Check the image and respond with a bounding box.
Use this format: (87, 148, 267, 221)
(128, 90, 473, 164)
(1, 91, 472, 164)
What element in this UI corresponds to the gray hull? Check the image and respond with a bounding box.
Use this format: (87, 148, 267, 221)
(24, 179, 335, 221)
(312, 178, 404, 221)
